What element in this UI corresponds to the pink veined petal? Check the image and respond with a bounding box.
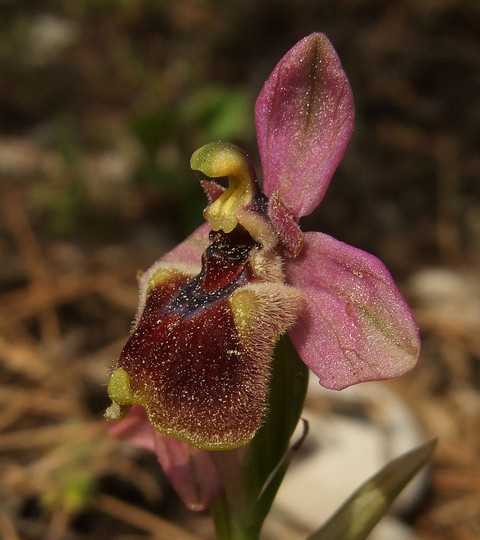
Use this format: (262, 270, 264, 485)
(285, 232, 420, 390)
(152, 430, 223, 511)
(110, 406, 223, 511)
(255, 33, 354, 220)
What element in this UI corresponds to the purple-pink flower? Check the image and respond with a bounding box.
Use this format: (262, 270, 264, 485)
(106, 33, 420, 511)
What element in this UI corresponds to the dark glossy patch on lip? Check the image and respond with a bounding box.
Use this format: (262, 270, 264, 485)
(163, 227, 257, 318)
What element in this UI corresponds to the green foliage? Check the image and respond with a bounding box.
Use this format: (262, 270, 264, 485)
(181, 86, 253, 144)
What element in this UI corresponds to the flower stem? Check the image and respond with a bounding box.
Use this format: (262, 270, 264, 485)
(211, 494, 260, 540)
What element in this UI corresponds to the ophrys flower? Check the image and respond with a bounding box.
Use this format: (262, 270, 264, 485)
(105, 32, 420, 509)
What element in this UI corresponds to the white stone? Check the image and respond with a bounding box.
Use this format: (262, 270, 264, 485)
(409, 267, 480, 329)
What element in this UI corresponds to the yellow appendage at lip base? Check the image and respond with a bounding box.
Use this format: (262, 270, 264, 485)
(107, 367, 134, 405)
(105, 367, 136, 422)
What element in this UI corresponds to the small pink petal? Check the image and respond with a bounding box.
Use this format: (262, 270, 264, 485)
(152, 430, 223, 511)
(255, 33, 354, 220)
(268, 191, 304, 258)
(286, 232, 420, 390)
(200, 179, 225, 203)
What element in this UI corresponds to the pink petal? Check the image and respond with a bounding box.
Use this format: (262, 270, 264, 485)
(285, 232, 420, 390)
(109, 406, 222, 511)
(255, 33, 354, 220)
(152, 430, 223, 511)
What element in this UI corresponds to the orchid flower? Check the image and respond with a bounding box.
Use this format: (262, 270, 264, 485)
(105, 33, 420, 512)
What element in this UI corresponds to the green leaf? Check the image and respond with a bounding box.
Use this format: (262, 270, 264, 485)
(307, 439, 437, 540)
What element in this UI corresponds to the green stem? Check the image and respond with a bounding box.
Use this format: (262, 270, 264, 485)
(211, 493, 259, 540)
(211, 495, 233, 540)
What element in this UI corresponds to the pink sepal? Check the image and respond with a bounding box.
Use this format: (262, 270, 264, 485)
(286, 232, 420, 390)
(255, 33, 354, 220)
(160, 222, 211, 265)
(138, 223, 210, 290)
(110, 406, 222, 511)
(152, 431, 223, 511)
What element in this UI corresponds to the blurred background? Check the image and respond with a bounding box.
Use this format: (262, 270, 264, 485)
(1, 1, 479, 539)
